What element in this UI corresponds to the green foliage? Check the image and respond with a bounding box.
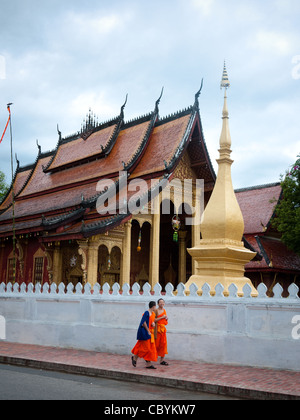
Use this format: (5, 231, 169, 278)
(272, 155, 300, 255)
(0, 171, 9, 202)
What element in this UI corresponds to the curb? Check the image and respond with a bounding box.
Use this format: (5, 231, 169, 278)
(0, 355, 299, 400)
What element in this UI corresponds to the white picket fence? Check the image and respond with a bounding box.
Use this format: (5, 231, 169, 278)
(0, 281, 299, 301)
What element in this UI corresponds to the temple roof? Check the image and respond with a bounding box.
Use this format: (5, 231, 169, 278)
(46, 122, 119, 172)
(236, 183, 282, 235)
(17, 118, 153, 197)
(0, 91, 216, 239)
(236, 183, 300, 273)
(0, 164, 33, 212)
(245, 235, 300, 273)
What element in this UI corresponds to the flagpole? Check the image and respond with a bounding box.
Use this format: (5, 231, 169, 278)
(7, 103, 16, 284)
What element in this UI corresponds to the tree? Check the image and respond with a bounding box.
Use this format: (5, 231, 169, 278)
(272, 156, 300, 255)
(0, 171, 9, 202)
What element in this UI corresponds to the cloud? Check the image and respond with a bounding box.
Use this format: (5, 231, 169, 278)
(292, 55, 300, 80)
(61, 10, 127, 49)
(191, 0, 215, 16)
(0, 0, 299, 192)
(70, 91, 117, 121)
(250, 30, 294, 56)
(0, 56, 5, 80)
(67, 12, 121, 35)
(226, 96, 300, 188)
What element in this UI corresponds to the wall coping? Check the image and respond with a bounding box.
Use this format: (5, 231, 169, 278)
(0, 281, 299, 306)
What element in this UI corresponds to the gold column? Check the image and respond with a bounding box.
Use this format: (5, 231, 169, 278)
(179, 231, 187, 284)
(121, 220, 132, 286)
(87, 239, 100, 288)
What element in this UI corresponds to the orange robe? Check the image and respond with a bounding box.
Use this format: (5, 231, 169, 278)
(155, 309, 168, 358)
(132, 311, 158, 362)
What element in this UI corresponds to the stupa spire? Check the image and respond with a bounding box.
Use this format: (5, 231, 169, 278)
(186, 62, 257, 296)
(200, 63, 244, 242)
(220, 61, 231, 90)
(219, 61, 232, 151)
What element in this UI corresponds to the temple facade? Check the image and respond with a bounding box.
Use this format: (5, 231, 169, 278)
(0, 90, 216, 290)
(0, 89, 299, 294)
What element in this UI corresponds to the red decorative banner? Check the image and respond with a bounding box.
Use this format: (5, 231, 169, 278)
(0, 106, 11, 144)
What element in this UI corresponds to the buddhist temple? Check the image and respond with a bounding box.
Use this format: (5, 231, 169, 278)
(0, 88, 216, 289)
(0, 83, 299, 295)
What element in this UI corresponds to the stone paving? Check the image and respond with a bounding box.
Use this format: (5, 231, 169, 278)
(0, 342, 299, 400)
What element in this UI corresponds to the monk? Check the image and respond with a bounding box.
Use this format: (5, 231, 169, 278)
(131, 301, 158, 369)
(155, 298, 169, 366)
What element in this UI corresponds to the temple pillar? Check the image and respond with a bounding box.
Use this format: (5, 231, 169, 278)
(16, 241, 25, 283)
(120, 220, 132, 286)
(52, 242, 62, 285)
(43, 245, 54, 284)
(0, 244, 4, 278)
(87, 239, 100, 288)
(149, 198, 160, 289)
(179, 231, 187, 284)
(77, 240, 89, 284)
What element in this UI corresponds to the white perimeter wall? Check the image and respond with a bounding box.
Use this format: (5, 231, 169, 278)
(0, 281, 300, 371)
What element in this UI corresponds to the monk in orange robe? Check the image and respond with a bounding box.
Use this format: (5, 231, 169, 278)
(131, 301, 158, 369)
(155, 298, 169, 366)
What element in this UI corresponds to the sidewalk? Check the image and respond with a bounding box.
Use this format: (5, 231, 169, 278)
(0, 342, 299, 400)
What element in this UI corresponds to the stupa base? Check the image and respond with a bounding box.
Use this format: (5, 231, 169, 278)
(186, 242, 258, 297)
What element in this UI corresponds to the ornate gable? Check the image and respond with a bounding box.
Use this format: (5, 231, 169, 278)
(172, 152, 197, 183)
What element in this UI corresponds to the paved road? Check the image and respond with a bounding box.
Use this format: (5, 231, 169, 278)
(0, 364, 238, 400)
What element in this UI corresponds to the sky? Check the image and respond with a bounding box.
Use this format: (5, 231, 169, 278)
(0, 0, 299, 189)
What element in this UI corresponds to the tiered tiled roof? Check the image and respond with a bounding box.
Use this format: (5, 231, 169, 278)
(0, 164, 34, 212)
(236, 183, 282, 235)
(0, 91, 216, 240)
(236, 183, 300, 273)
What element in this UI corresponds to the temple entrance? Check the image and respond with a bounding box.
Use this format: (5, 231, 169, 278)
(98, 245, 121, 287)
(159, 200, 178, 289)
(61, 242, 83, 286)
(159, 200, 192, 290)
(178, 202, 193, 284)
(130, 220, 151, 287)
(69, 266, 83, 287)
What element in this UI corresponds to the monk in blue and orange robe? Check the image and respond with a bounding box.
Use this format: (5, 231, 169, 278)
(131, 301, 158, 369)
(155, 298, 169, 366)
